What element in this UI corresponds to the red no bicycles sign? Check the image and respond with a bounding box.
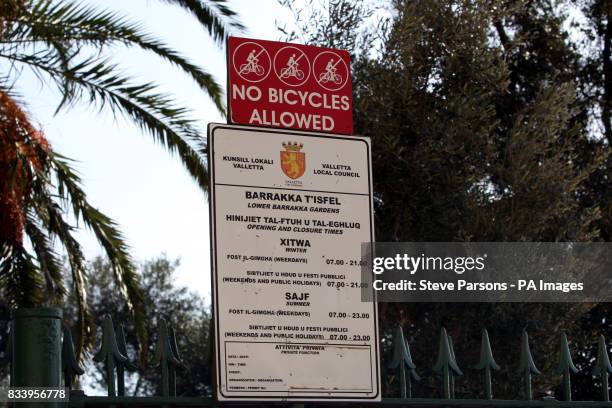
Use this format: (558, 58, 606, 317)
(227, 37, 353, 135)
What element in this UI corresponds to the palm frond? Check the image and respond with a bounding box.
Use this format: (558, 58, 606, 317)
(24, 210, 66, 303)
(0, 51, 209, 192)
(8, 0, 224, 113)
(158, 0, 244, 43)
(0, 242, 43, 307)
(0, 0, 229, 359)
(10, 127, 147, 360)
(28, 178, 92, 357)
(49, 153, 148, 356)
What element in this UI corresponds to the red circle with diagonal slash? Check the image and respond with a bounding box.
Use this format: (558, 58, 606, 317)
(313, 51, 349, 91)
(273, 46, 310, 87)
(232, 41, 271, 83)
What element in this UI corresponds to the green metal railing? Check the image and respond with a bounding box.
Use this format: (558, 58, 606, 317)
(3, 309, 612, 407)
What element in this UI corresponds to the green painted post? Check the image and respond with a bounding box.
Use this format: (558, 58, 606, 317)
(206, 322, 216, 400)
(524, 368, 532, 400)
(554, 332, 578, 402)
(168, 327, 184, 397)
(592, 335, 612, 401)
(11, 308, 63, 408)
(519, 330, 540, 401)
(448, 335, 456, 399)
(116, 358, 125, 396)
(0, 332, 12, 386)
(115, 324, 125, 397)
(399, 362, 407, 398)
(443, 364, 450, 399)
(563, 367, 571, 401)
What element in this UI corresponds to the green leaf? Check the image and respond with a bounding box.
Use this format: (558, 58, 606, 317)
(159, 0, 244, 43)
(11, 0, 225, 113)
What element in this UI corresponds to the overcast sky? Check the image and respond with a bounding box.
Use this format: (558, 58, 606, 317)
(20, 0, 293, 301)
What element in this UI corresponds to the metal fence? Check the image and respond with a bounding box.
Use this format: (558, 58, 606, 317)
(3, 309, 612, 407)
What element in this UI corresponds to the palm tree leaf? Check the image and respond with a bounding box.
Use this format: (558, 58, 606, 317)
(159, 0, 244, 43)
(24, 209, 66, 303)
(0, 51, 209, 192)
(0, 243, 42, 308)
(68, 59, 210, 191)
(28, 181, 92, 358)
(10, 0, 225, 113)
(1, 2, 74, 102)
(12, 134, 146, 359)
(48, 153, 148, 358)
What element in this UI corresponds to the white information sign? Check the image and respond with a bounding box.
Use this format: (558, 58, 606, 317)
(208, 123, 380, 401)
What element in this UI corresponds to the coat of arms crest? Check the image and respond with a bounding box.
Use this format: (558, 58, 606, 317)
(280, 142, 305, 179)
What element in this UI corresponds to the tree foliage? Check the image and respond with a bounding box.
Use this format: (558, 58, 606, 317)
(284, 0, 610, 399)
(66, 255, 210, 396)
(0, 0, 241, 359)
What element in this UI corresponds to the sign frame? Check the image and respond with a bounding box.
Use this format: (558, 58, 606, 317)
(208, 123, 380, 402)
(226, 36, 354, 135)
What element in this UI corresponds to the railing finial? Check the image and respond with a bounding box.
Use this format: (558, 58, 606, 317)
(153, 318, 180, 397)
(474, 328, 499, 399)
(389, 326, 419, 398)
(93, 315, 127, 396)
(553, 331, 578, 401)
(433, 328, 462, 399)
(115, 324, 137, 396)
(61, 327, 84, 390)
(592, 335, 612, 401)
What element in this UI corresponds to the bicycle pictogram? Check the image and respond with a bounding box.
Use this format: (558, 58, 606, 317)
(318, 58, 343, 85)
(274, 46, 310, 86)
(279, 54, 305, 80)
(232, 41, 271, 83)
(239, 49, 265, 76)
(313, 51, 348, 91)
